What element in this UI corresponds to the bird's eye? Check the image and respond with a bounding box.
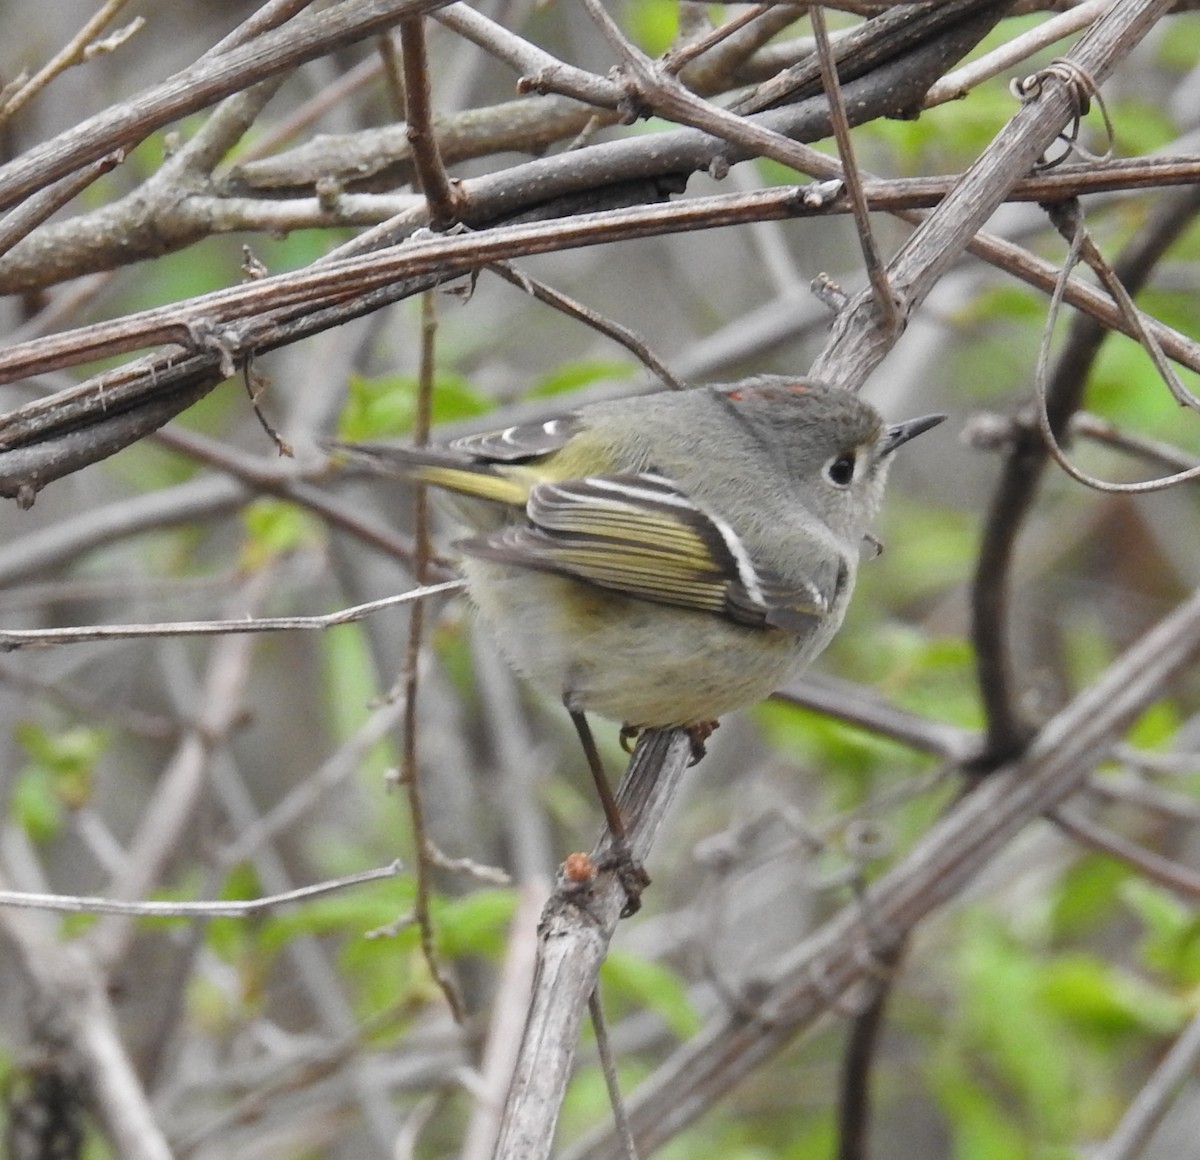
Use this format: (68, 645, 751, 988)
(826, 453, 856, 487)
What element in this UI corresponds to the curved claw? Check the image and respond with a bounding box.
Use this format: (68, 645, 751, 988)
(619, 724, 641, 754)
(685, 720, 719, 765)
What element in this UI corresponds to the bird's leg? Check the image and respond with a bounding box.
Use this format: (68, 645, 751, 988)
(567, 706, 650, 916)
(568, 707, 626, 841)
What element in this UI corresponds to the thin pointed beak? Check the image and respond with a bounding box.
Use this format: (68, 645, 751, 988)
(881, 413, 946, 457)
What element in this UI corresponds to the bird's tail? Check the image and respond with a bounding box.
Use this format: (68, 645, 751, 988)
(322, 439, 530, 507)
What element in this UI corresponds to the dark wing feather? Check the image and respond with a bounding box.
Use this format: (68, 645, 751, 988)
(449, 416, 581, 463)
(457, 472, 831, 631)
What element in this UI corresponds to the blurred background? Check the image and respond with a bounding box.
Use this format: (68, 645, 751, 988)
(0, 2, 1199, 1157)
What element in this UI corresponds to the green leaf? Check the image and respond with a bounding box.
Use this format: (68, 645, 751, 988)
(12, 721, 110, 829)
(929, 1055, 1027, 1160)
(434, 889, 519, 958)
(1122, 878, 1200, 985)
(1155, 13, 1200, 70)
(241, 497, 319, 566)
(15, 720, 108, 779)
(600, 949, 701, 1038)
(11, 767, 63, 841)
(1050, 855, 1128, 941)
(947, 917, 1080, 1143)
(1110, 96, 1178, 155)
(626, 0, 677, 56)
(1039, 954, 1184, 1037)
(526, 359, 636, 399)
(1126, 700, 1182, 751)
(337, 372, 491, 441)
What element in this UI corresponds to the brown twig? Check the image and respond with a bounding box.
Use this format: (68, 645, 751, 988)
(664, 5, 775, 75)
(1050, 805, 1200, 901)
(399, 18, 467, 227)
(203, 0, 321, 59)
(836, 939, 906, 1160)
(566, 581, 1200, 1160)
(0, 0, 457, 212)
(809, 0, 1175, 387)
(1093, 1010, 1200, 1160)
(399, 290, 465, 1022)
(970, 179, 1200, 765)
(0, 152, 123, 261)
(810, 5, 898, 335)
(1031, 202, 1200, 493)
(589, 990, 639, 1160)
(0, 0, 140, 127)
(486, 262, 688, 391)
(10, 161, 1200, 387)
(494, 728, 694, 1160)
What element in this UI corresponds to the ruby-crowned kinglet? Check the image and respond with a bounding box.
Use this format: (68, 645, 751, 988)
(332, 377, 943, 733)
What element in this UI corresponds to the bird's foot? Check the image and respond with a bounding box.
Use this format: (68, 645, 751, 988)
(684, 719, 719, 765)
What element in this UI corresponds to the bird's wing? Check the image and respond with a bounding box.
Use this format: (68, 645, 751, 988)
(457, 472, 832, 631)
(449, 415, 581, 462)
(325, 414, 583, 507)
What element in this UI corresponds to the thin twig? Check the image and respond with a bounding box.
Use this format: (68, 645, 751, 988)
(0, 862, 401, 917)
(1085, 768, 1200, 825)
(400, 17, 466, 226)
(0, 581, 464, 650)
(924, 0, 1111, 106)
(487, 262, 688, 390)
(1071, 412, 1200, 475)
(836, 940, 905, 1160)
(399, 289, 466, 1022)
(810, 5, 898, 334)
(664, 5, 772, 75)
(1032, 203, 1200, 493)
(1049, 806, 1200, 901)
(0, 152, 123, 260)
(378, 30, 407, 119)
(590, 991, 640, 1160)
(0, 0, 140, 127)
(969, 178, 1200, 766)
(433, 3, 626, 110)
(154, 424, 426, 567)
(1092, 1009, 1200, 1160)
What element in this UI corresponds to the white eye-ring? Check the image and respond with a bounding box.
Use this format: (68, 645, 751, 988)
(825, 452, 857, 487)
